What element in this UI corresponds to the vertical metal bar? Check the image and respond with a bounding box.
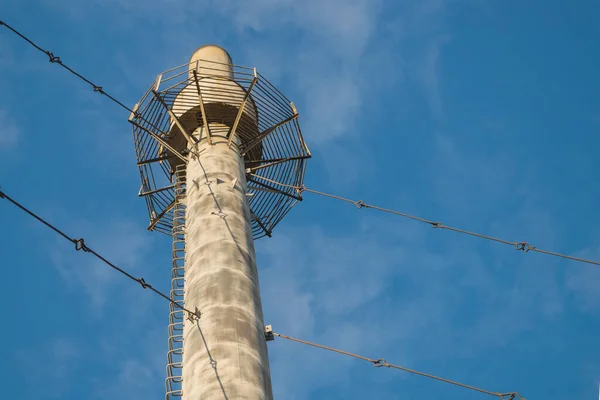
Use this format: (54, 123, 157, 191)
(129, 121, 188, 164)
(227, 75, 258, 148)
(151, 90, 197, 151)
(192, 70, 212, 145)
(241, 114, 299, 157)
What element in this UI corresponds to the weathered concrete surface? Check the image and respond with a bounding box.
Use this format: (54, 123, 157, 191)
(180, 45, 273, 400)
(183, 135, 273, 400)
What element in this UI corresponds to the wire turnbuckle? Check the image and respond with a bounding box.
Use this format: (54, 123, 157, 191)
(515, 242, 534, 252)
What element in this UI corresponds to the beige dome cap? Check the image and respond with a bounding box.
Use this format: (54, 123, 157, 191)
(188, 44, 233, 79)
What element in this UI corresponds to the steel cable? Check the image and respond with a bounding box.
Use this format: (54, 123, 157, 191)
(0, 19, 579, 399)
(0, 20, 135, 115)
(0, 189, 201, 321)
(4, 19, 596, 268)
(273, 332, 524, 400)
(299, 187, 600, 266)
(249, 173, 600, 268)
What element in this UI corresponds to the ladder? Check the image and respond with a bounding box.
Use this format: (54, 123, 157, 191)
(166, 165, 186, 399)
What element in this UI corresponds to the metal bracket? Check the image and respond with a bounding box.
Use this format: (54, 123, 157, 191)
(211, 210, 227, 219)
(128, 103, 140, 122)
(154, 73, 162, 91)
(265, 325, 274, 341)
(187, 307, 202, 322)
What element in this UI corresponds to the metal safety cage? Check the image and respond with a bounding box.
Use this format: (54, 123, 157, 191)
(129, 57, 310, 239)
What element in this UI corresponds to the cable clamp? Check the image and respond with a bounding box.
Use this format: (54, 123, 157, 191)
(74, 238, 89, 252)
(46, 51, 60, 63)
(138, 278, 149, 289)
(188, 307, 201, 322)
(93, 85, 104, 93)
(355, 200, 367, 209)
(265, 325, 275, 342)
(431, 221, 444, 229)
(515, 242, 534, 252)
(0, 191, 5, 199)
(373, 358, 390, 368)
(211, 210, 227, 219)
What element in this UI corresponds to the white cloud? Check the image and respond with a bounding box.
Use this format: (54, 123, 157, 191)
(205, 0, 384, 145)
(0, 34, 16, 70)
(258, 223, 424, 398)
(49, 219, 153, 313)
(10, 2, 580, 398)
(212, 0, 380, 55)
(301, 76, 361, 144)
(566, 245, 600, 312)
(95, 358, 159, 400)
(255, 208, 578, 398)
(40, 0, 451, 145)
(0, 109, 19, 150)
(416, 35, 450, 118)
(383, 0, 451, 118)
(29, 0, 473, 192)
(86, 323, 165, 400)
(256, 222, 456, 397)
(429, 132, 522, 207)
(15, 337, 82, 399)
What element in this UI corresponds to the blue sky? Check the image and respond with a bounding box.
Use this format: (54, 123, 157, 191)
(1, 0, 599, 399)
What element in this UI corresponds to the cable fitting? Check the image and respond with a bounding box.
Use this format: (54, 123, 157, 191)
(515, 242, 534, 252)
(211, 210, 227, 219)
(187, 307, 201, 322)
(500, 393, 523, 400)
(355, 200, 367, 209)
(93, 85, 104, 93)
(138, 278, 149, 289)
(431, 221, 444, 229)
(74, 238, 89, 252)
(265, 325, 275, 341)
(46, 51, 60, 63)
(373, 358, 390, 368)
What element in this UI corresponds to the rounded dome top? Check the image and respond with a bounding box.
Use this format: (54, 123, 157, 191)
(188, 45, 233, 79)
(189, 45, 233, 64)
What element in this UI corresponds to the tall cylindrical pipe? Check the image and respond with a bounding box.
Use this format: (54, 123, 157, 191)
(181, 47, 273, 400)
